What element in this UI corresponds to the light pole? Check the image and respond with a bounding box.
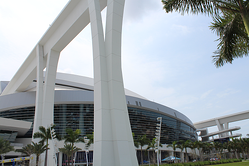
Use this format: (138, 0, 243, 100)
(155, 117, 162, 166)
(84, 136, 89, 166)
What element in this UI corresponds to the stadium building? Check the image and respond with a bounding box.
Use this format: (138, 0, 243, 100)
(0, 72, 197, 164)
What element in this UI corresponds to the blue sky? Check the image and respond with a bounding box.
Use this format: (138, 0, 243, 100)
(0, 0, 249, 138)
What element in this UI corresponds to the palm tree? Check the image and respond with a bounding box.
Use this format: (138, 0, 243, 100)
(210, 10, 249, 67)
(213, 141, 223, 159)
(62, 128, 84, 165)
(179, 140, 191, 162)
(59, 144, 81, 166)
(176, 143, 184, 162)
(189, 141, 199, 161)
(84, 132, 94, 149)
(162, 0, 249, 35)
(161, 0, 249, 66)
(33, 125, 57, 166)
(32, 141, 47, 166)
(147, 138, 162, 164)
(167, 141, 178, 158)
(0, 138, 14, 155)
(16, 144, 34, 156)
(16, 144, 34, 165)
(63, 128, 84, 148)
(231, 138, 241, 159)
(195, 141, 204, 161)
(134, 134, 150, 165)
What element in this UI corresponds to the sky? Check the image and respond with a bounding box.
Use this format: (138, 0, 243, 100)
(0, 0, 249, 138)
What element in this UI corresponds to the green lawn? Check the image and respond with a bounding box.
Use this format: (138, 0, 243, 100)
(212, 161, 249, 166)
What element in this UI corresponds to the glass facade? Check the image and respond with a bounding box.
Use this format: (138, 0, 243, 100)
(0, 104, 196, 143)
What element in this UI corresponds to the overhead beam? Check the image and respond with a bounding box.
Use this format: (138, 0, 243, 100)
(1, 0, 107, 95)
(194, 110, 249, 129)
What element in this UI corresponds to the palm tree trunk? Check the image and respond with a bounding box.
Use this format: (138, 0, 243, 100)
(71, 152, 74, 166)
(36, 155, 39, 166)
(185, 149, 188, 162)
(140, 147, 143, 165)
(44, 149, 48, 166)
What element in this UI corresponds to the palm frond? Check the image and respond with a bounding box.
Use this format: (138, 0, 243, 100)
(210, 10, 249, 67)
(162, 0, 217, 15)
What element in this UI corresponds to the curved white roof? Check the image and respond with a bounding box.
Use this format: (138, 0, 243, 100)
(0, 72, 194, 127)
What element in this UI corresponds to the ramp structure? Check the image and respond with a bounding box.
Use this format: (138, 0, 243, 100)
(1, 0, 138, 165)
(194, 110, 249, 141)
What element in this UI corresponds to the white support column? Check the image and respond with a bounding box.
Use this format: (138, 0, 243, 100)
(215, 119, 225, 137)
(59, 152, 63, 166)
(33, 45, 45, 135)
(88, 0, 138, 165)
(180, 152, 184, 163)
(31, 45, 45, 166)
(224, 122, 229, 137)
(42, 49, 60, 166)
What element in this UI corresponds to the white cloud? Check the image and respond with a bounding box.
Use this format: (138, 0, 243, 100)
(217, 88, 240, 98)
(200, 89, 213, 99)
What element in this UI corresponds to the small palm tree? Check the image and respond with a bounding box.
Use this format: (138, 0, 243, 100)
(32, 141, 47, 166)
(62, 128, 84, 165)
(84, 132, 94, 149)
(63, 128, 84, 148)
(16, 144, 34, 156)
(0, 137, 14, 155)
(59, 144, 81, 166)
(135, 134, 150, 165)
(16, 144, 34, 165)
(33, 125, 57, 166)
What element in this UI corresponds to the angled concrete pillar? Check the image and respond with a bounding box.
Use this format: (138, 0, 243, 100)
(31, 45, 45, 166)
(32, 48, 60, 166)
(88, 0, 138, 165)
(42, 49, 60, 166)
(33, 45, 45, 136)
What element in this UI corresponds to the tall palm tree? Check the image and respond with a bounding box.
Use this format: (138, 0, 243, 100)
(32, 141, 47, 166)
(167, 141, 178, 158)
(189, 141, 199, 161)
(176, 143, 184, 163)
(210, 10, 249, 67)
(135, 134, 150, 165)
(161, 0, 249, 66)
(147, 137, 162, 164)
(33, 125, 57, 166)
(162, 0, 249, 35)
(195, 141, 204, 161)
(59, 144, 81, 166)
(180, 140, 191, 162)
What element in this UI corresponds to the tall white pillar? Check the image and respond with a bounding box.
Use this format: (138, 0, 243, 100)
(59, 152, 63, 166)
(88, 0, 138, 165)
(33, 45, 45, 136)
(31, 45, 45, 166)
(32, 48, 60, 166)
(42, 49, 60, 166)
